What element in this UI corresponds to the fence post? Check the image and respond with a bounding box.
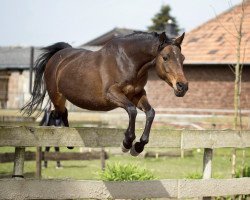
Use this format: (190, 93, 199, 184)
(12, 147, 25, 179)
(101, 147, 106, 171)
(36, 147, 42, 178)
(202, 148, 213, 200)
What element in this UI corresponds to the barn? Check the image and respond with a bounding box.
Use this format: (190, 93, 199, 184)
(0, 47, 41, 109)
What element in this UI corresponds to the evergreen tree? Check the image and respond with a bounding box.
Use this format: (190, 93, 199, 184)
(148, 5, 179, 33)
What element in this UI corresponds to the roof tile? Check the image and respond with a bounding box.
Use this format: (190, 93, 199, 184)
(183, 1, 250, 65)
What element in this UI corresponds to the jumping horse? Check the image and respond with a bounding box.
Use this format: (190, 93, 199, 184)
(22, 31, 188, 156)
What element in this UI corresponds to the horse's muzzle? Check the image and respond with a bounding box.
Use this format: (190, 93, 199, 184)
(174, 82, 188, 97)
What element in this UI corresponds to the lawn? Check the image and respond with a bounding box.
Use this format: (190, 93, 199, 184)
(0, 146, 249, 180)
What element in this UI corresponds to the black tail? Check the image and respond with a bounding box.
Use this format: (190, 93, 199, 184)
(22, 42, 72, 116)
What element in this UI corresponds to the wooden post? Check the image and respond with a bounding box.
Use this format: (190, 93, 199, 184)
(202, 148, 213, 200)
(36, 147, 42, 178)
(12, 147, 25, 179)
(101, 147, 105, 171)
(29, 46, 34, 94)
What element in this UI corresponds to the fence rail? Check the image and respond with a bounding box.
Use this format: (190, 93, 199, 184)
(0, 126, 250, 199)
(0, 126, 250, 149)
(0, 151, 108, 163)
(0, 178, 250, 199)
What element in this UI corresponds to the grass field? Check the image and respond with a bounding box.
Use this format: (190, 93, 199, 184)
(1, 146, 249, 180)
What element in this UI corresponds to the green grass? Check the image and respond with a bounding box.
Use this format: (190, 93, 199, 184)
(1, 147, 250, 180)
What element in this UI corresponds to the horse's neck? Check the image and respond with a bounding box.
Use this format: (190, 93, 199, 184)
(118, 39, 158, 70)
(137, 59, 156, 79)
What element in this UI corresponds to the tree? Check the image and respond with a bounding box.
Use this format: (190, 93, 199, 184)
(232, 0, 246, 179)
(148, 5, 179, 33)
(215, 0, 247, 178)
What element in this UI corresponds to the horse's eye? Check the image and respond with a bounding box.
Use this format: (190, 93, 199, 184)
(163, 55, 169, 61)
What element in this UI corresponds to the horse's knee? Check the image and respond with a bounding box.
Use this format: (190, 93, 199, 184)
(146, 108, 155, 121)
(127, 106, 137, 118)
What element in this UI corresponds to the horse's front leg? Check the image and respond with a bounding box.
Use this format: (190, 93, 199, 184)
(131, 90, 155, 156)
(107, 85, 137, 152)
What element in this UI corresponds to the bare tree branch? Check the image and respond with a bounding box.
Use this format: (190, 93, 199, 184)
(211, 5, 238, 38)
(228, 64, 236, 74)
(229, 0, 240, 33)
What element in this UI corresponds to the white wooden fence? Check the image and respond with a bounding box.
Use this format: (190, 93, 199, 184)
(0, 126, 250, 199)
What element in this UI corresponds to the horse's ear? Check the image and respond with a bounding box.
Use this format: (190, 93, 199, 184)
(158, 32, 168, 51)
(174, 32, 185, 46)
(159, 32, 167, 43)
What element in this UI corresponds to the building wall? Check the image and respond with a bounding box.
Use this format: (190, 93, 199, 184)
(146, 65, 250, 110)
(7, 70, 30, 109)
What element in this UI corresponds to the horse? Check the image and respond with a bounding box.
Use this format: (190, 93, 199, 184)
(22, 31, 188, 156)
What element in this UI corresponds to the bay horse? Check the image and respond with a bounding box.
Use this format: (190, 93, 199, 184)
(22, 31, 188, 156)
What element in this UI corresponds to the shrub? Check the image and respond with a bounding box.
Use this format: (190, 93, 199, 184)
(99, 163, 156, 181)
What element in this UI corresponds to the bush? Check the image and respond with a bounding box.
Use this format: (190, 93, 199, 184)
(99, 163, 156, 181)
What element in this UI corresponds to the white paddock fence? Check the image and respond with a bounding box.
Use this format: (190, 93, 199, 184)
(0, 126, 250, 199)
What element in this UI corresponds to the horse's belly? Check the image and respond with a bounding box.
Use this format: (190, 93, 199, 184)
(66, 93, 116, 111)
(59, 78, 116, 111)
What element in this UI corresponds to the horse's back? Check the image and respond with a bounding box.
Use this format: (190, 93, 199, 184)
(44, 47, 117, 111)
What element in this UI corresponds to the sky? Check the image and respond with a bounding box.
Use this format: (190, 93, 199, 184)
(0, 0, 242, 47)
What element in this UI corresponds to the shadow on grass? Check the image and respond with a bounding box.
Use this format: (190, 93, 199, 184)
(0, 172, 35, 178)
(59, 165, 88, 169)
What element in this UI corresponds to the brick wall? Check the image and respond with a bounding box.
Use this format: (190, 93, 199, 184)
(146, 65, 250, 110)
(5, 65, 250, 111)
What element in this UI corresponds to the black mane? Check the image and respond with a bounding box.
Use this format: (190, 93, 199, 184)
(121, 31, 174, 50)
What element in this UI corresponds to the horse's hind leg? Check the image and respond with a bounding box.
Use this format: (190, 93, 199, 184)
(61, 107, 69, 127)
(49, 91, 68, 125)
(50, 92, 73, 149)
(51, 92, 67, 117)
(131, 90, 155, 156)
(43, 147, 50, 168)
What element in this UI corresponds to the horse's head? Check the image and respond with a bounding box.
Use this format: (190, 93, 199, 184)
(155, 32, 188, 97)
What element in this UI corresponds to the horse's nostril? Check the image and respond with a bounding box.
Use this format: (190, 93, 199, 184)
(176, 82, 188, 91)
(176, 82, 184, 91)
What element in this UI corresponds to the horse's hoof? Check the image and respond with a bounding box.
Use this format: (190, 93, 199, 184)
(67, 146, 74, 149)
(121, 142, 130, 153)
(130, 144, 140, 157)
